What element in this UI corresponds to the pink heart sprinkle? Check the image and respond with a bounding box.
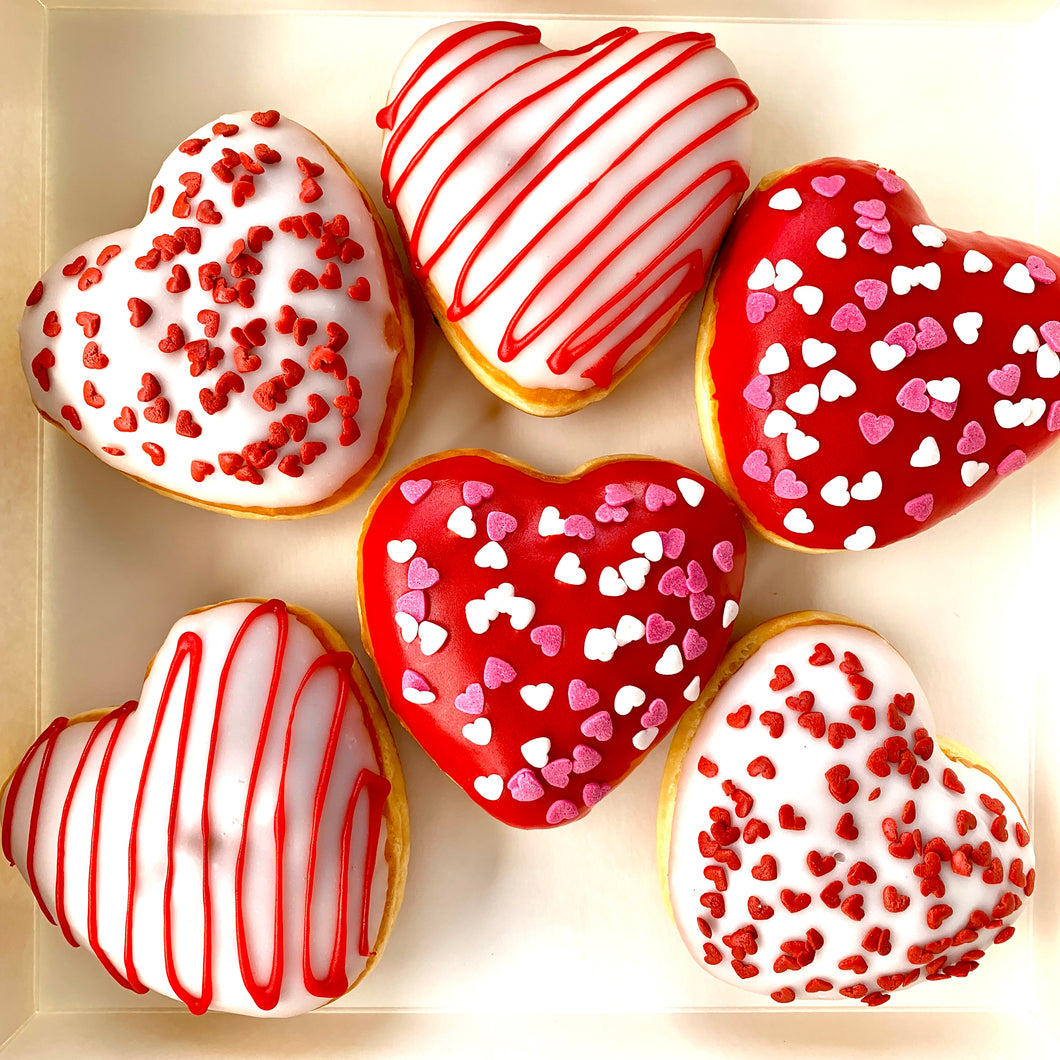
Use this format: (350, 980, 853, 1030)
(685, 559, 708, 595)
(399, 478, 431, 503)
(988, 363, 1020, 397)
(928, 398, 957, 422)
(563, 514, 596, 540)
(542, 759, 573, 787)
(659, 565, 689, 597)
(742, 373, 772, 410)
(682, 630, 708, 662)
(582, 782, 610, 808)
(545, 799, 579, 825)
(997, 449, 1027, 476)
(859, 412, 895, 444)
(830, 301, 867, 333)
(773, 468, 808, 500)
(859, 230, 892, 255)
(572, 744, 602, 774)
(395, 590, 426, 623)
(568, 679, 600, 711)
(530, 625, 563, 657)
(876, 168, 904, 193)
(580, 710, 613, 742)
(957, 420, 986, 455)
(915, 316, 947, 351)
(604, 483, 634, 506)
(660, 528, 686, 560)
(595, 503, 628, 523)
(884, 322, 916, 356)
(854, 278, 888, 311)
(646, 613, 676, 645)
(896, 378, 930, 413)
(641, 698, 669, 728)
(1048, 401, 1060, 432)
(407, 556, 440, 590)
(454, 682, 485, 715)
(690, 592, 716, 622)
(903, 493, 934, 523)
(853, 198, 886, 220)
(742, 449, 771, 482)
(461, 480, 494, 507)
(484, 656, 516, 689)
(1040, 320, 1060, 353)
(811, 174, 845, 197)
(486, 510, 517, 541)
(855, 215, 891, 234)
(1027, 255, 1056, 284)
(507, 768, 544, 802)
(645, 484, 677, 512)
(713, 540, 734, 572)
(746, 291, 777, 324)
(401, 669, 429, 692)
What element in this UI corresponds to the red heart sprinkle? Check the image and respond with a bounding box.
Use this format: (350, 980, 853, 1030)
(769, 665, 794, 691)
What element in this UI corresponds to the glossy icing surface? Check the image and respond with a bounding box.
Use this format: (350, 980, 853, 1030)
(668, 623, 1034, 1004)
(701, 157, 1060, 550)
(21, 111, 410, 514)
(0, 600, 394, 1017)
(359, 451, 745, 828)
(379, 21, 755, 401)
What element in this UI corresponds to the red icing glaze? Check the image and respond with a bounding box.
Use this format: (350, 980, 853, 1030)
(702, 158, 1060, 550)
(359, 451, 745, 828)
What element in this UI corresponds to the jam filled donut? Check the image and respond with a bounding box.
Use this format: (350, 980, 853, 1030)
(659, 612, 1034, 1005)
(698, 157, 1060, 550)
(378, 21, 756, 415)
(0, 599, 408, 1017)
(358, 449, 745, 828)
(20, 111, 414, 518)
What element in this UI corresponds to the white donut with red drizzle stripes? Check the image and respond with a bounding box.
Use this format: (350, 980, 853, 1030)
(0, 599, 408, 1016)
(20, 112, 413, 517)
(378, 21, 755, 415)
(661, 614, 1033, 1005)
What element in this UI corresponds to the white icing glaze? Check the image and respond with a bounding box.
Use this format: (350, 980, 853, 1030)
(21, 112, 407, 511)
(667, 623, 1034, 1004)
(0, 600, 393, 1017)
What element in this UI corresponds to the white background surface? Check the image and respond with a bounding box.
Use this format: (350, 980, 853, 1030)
(2, 1, 1059, 1054)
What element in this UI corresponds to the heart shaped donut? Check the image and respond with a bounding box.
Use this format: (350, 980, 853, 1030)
(0, 599, 408, 1016)
(358, 450, 745, 828)
(20, 111, 414, 517)
(378, 21, 755, 415)
(659, 613, 1034, 1005)
(698, 157, 1060, 550)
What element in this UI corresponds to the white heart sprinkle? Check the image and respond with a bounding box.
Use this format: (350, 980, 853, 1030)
(964, 249, 993, 273)
(614, 685, 646, 716)
(793, 285, 824, 315)
(915, 262, 942, 291)
(447, 504, 476, 539)
(843, 525, 876, 551)
(961, 460, 989, 487)
(747, 258, 776, 289)
(910, 436, 941, 467)
(677, 477, 705, 507)
(417, 620, 448, 656)
(402, 686, 436, 705)
(953, 312, 982, 345)
(473, 774, 503, 801)
(782, 507, 814, 534)
(786, 383, 820, 416)
(474, 540, 507, 570)
(801, 337, 836, 368)
(890, 264, 915, 296)
(816, 225, 846, 259)
(462, 717, 492, 746)
(615, 615, 645, 646)
(758, 342, 790, 375)
(994, 398, 1031, 429)
(683, 676, 702, 702)
(1004, 263, 1035, 294)
(769, 187, 802, 211)
(850, 471, 883, 502)
(785, 428, 820, 461)
(912, 224, 947, 248)
(538, 505, 565, 536)
(520, 683, 554, 711)
(632, 530, 663, 562)
(483, 583, 515, 611)
(521, 737, 551, 769)
(722, 599, 739, 628)
(1037, 344, 1060, 379)
(598, 566, 627, 597)
(773, 259, 803, 292)
(870, 340, 905, 372)
(763, 409, 797, 437)
(1013, 324, 1040, 354)
(465, 598, 497, 635)
(1023, 397, 1046, 426)
(386, 539, 416, 563)
(655, 644, 684, 675)
(505, 596, 536, 631)
(395, 611, 419, 643)
(926, 376, 960, 403)
(633, 727, 659, 751)
(820, 369, 856, 402)
(820, 475, 851, 507)
(618, 557, 650, 591)
(555, 551, 586, 585)
(584, 627, 619, 662)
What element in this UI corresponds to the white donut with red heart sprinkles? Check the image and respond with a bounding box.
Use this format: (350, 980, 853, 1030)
(659, 613, 1034, 1005)
(20, 111, 414, 517)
